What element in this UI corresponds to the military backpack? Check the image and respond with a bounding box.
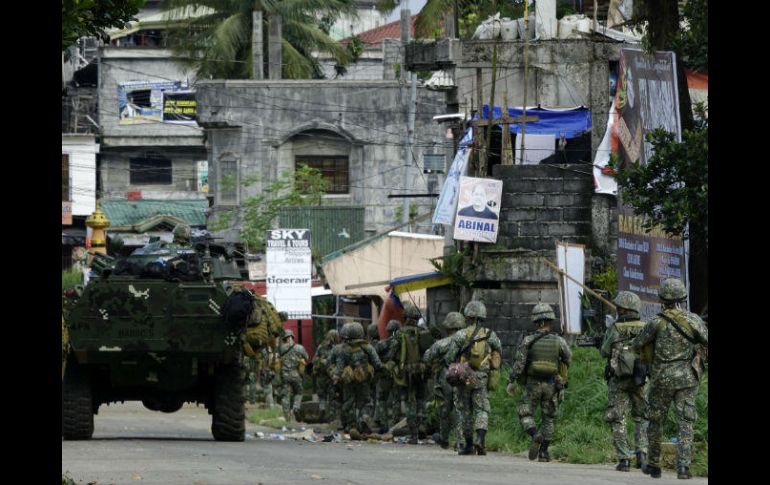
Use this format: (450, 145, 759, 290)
(341, 340, 374, 384)
(609, 320, 646, 379)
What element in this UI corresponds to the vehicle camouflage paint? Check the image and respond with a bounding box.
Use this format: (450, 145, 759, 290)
(62, 238, 282, 441)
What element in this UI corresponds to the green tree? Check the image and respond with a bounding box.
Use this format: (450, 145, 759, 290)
(411, 0, 526, 39)
(163, 0, 357, 79)
(212, 164, 329, 251)
(62, 0, 145, 50)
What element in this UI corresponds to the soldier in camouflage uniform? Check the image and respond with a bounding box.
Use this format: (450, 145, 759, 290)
(312, 329, 339, 421)
(333, 322, 383, 434)
(445, 301, 503, 455)
(601, 291, 650, 472)
(259, 345, 278, 407)
(245, 356, 259, 405)
(423, 312, 466, 449)
(365, 323, 380, 421)
(394, 302, 435, 444)
(375, 319, 402, 433)
(277, 329, 309, 421)
(507, 303, 571, 462)
(632, 278, 708, 480)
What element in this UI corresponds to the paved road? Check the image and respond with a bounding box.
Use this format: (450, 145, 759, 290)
(62, 402, 707, 485)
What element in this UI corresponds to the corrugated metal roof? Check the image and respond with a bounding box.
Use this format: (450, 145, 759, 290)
(101, 199, 208, 227)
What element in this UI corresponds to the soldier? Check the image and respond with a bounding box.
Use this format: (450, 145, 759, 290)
(259, 344, 278, 407)
(171, 224, 191, 244)
(631, 278, 708, 480)
(366, 323, 381, 421)
(277, 328, 309, 421)
(245, 355, 259, 405)
(394, 302, 435, 444)
(507, 303, 571, 462)
(423, 311, 466, 449)
(445, 301, 502, 455)
(600, 291, 650, 472)
(312, 329, 340, 421)
(375, 319, 402, 433)
(333, 322, 383, 434)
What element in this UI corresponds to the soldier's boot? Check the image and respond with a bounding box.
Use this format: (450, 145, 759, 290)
(458, 434, 475, 455)
(474, 429, 487, 456)
(677, 466, 691, 480)
(616, 459, 631, 472)
(407, 424, 419, 445)
(642, 464, 662, 478)
(538, 440, 550, 462)
(636, 451, 648, 470)
(527, 428, 543, 461)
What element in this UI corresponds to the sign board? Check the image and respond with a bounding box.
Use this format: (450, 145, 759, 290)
(452, 176, 503, 243)
(117, 80, 187, 125)
(62, 201, 72, 225)
(248, 258, 266, 281)
(127, 191, 142, 201)
(433, 129, 472, 225)
(422, 153, 445, 173)
(556, 242, 585, 335)
(615, 48, 687, 319)
(162, 91, 197, 124)
(266, 229, 312, 319)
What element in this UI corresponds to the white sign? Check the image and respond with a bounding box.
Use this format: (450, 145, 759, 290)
(433, 129, 472, 225)
(556, 242, 585, 334)
(453, 176, 503, 243)
(266, 229, 312, 319)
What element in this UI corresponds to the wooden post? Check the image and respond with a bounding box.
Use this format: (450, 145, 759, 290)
(501, 94, 513, 165)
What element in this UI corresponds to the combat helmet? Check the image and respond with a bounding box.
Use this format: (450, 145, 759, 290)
(349, 322, 365, 339)
(367, 323, 380, 340)
(339, 323, 352, 340)
(613, 291, 641, 313)
(464, 301, 487, 320)
(386, 319, 401, 335)
(443, 312, 466, 331)
(531, 303, 556, 323)
(403, 302, 421, 321)
(172, 224, 191, 243)
(282, 328, 295, 340)
(326, 329, 339, 343)
(658, 278, 687, 302)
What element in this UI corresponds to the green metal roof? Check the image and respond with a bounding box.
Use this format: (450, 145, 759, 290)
(102, 199, 208, 228)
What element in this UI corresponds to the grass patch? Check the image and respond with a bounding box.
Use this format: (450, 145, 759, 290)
(62, 268, 82, 289)
(247, 406, 286, 428)
(487, 347, 707, 475)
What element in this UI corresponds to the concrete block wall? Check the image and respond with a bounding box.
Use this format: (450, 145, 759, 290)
(428, 164, 596, 361)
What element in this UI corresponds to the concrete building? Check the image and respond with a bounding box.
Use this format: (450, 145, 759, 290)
(195, 79, 447, 242)
(97, 47, 208, 203)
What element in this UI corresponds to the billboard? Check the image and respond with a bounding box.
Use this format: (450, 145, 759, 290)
(615, 48, 687, 319)
(556, 242, 585, 335)
(452, 176, 503, 243)
(266, 229, 312, 319)
(197, 161, 209, 193)
(117, 80, 187, 125)
(162, 91, 197, 124)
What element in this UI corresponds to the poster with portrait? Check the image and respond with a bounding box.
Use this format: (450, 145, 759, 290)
(118, 80, 185, 125)
(453, 176, 503, 243)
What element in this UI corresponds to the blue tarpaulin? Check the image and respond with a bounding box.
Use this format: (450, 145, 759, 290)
(479, 105, 591, 138)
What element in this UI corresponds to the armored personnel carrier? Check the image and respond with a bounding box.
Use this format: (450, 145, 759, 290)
(62, 231, 282, 441)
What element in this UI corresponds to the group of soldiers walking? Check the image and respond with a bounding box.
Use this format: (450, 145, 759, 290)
(244, 277, 707, 480)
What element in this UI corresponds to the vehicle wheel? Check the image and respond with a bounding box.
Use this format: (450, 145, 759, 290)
(62, 361, 94, 440)
(211, 365, 245, 441)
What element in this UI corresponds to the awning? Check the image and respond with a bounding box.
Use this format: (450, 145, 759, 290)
(390, 272, 452, 295)
(102, 199, 208, 229)
(479, 105, 592, 138)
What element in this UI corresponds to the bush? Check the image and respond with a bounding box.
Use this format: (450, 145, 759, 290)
(487, 347, 708, 475)
(62, 268, 82, 289)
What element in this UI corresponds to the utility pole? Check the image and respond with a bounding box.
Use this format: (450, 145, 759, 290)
(401, 6, 416, 227)
(520, 0, 530, 164)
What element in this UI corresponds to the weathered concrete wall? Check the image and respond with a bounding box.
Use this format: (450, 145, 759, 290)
(98, 48, 203, 147)
(196, 80, 447, 239)
(100, 147, 207, 200)
(98, 48, 207, 202)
